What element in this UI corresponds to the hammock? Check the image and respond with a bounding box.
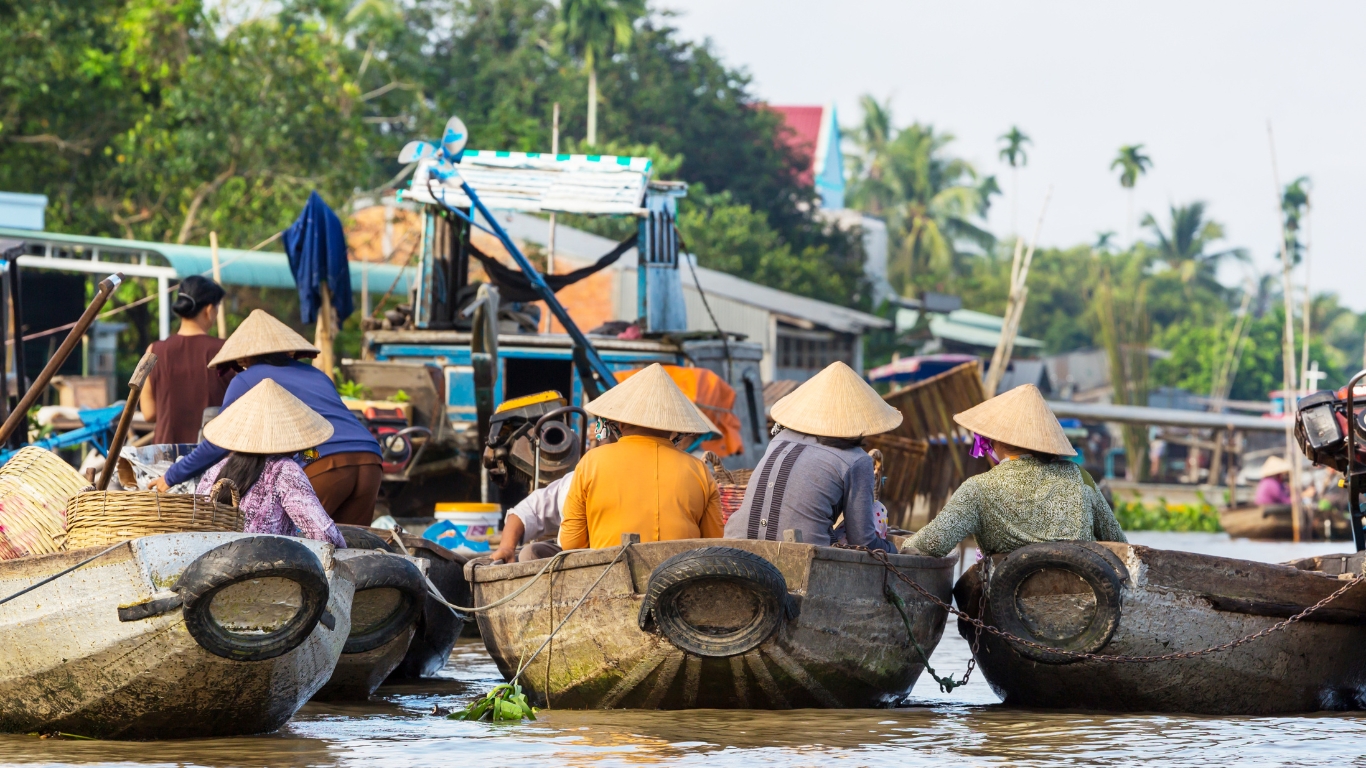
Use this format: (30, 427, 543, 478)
(468, 232, 638, 304)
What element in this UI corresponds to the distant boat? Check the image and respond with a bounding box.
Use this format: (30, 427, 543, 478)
(1219, 504, 1352, 541)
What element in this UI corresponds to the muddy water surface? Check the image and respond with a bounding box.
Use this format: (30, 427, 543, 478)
(3, 532, 1365, 767)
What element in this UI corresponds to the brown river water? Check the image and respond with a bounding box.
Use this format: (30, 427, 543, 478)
(3, 532, 1365, 767)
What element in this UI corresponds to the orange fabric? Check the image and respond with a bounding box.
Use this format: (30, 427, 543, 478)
(615, 365, 743, 457)
(560, 435, 723, 549)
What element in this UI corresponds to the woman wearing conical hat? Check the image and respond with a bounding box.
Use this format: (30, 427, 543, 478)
(559, 364, 723, 550)
(153, 310, 383, 526)
(904, 384, 1127, 558)
(723, 362, 902, 553)
(194, 379, 345, 547)
(1253, 455, 1293, 507)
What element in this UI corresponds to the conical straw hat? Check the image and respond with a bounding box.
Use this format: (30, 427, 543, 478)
(584, 363, 715, 434)
(203, 379, 334, 454)
(208, 309, 320, 368)
(770, 361, 903, 438)
(1260, 455, 1292, 478)
(953, 383, 1076, 456)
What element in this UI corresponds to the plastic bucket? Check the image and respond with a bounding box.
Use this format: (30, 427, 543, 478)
(425, 503, 502, 554)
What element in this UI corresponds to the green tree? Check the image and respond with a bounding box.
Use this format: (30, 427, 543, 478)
(1279, 176, 1311, 265)
(1111, 144, 1152, 241)
(1141, 202, 1247, 295)
(847, 99, 995, 296)
(997, 125, 1030, 234)
(555, 0, 643, 147)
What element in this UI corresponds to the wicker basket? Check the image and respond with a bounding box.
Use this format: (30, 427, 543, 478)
(704, 452, 753, 525)
(0, 447, 91, 560)
(62, 479, 244, 550)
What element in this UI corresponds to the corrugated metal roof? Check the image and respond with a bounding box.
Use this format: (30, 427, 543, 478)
(0, 227, 413, 293)
(897, 308, 1043, 350)
(1047, 400, 1286, 432)
(399, 150, 654, 215)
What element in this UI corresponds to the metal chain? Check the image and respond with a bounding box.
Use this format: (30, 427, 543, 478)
(846, 544, 1365, 664)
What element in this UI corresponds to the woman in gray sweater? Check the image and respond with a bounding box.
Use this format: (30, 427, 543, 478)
(723, 362, 902, 552)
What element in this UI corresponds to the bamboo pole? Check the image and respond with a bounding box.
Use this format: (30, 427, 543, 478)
(984, 187, 1052, 395)
(315, 282, 335, 381)
(97, 349, 156, 491)
(1267, 122, 1304, 542)
(210, 231, 226, 338)
(1299, 198, 1312, 393)
(0, 274, 123, 446)
(545, 102, 560, 334)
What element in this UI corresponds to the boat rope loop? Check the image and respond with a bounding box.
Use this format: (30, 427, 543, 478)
(884, 585, 974, 693)
(385, 539, 573, 617)
(0, 543, 126, 608)
(851, 545, 1366, 665)
(511, 542, 633, 684)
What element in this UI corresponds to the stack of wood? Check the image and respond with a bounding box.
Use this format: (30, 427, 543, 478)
(874, 361, 991, 529)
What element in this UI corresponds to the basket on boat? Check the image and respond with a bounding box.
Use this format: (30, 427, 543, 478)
(62, 479, 244, 550)
(704, 452, 752, 525)
(0, 447, 91, 560)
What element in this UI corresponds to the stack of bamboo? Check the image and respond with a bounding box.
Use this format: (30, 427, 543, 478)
(877, 361, 990, 528)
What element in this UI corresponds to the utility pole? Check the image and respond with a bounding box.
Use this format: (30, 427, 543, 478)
(1268, 122, 1304, 542)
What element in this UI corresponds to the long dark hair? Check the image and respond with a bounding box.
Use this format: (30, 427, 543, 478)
(217, 452, 269, 501)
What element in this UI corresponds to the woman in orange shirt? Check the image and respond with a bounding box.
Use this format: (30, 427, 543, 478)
(559, 364, 722, 549)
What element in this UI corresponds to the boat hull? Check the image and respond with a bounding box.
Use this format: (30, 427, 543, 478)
(468, 539, 956, 709)
(388, 536, 469, 679)
(957, 543, 1366, 714)
(312, 627, 416, 700)
(1219, 505, 1351, 541)
(0, 533, 353, 738)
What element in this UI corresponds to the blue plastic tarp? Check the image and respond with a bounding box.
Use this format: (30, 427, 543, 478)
(284, 191, 353, 323)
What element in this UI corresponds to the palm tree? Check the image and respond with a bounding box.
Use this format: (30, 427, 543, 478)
(556, 0, 642, 146)
(847, 107, 995, 294)
(1111, 144, 1153, 242)
(1142, 201, 1247, 293)
(997, 126, 1030, 234)
(1279, 176, 1310, 265)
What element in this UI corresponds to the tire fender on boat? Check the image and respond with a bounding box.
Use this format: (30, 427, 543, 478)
(637, 546, 793, 658)
(987, 541, 1128, 664)
(339, 552, 426, 654)
(337, 525, 401, 553)
(177, 535, 331, 662)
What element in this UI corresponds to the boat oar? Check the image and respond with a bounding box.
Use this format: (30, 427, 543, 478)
(97, 348, 156, 491)
(0, 273, 124, 447)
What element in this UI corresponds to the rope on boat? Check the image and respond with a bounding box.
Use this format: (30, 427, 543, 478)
(0, 543, 125, 608)
(854, 545, 1366, 665)
(510, 542, 634, 684)
(379, 545, 575, 617)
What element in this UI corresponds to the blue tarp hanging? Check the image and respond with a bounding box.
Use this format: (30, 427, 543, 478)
(283, 191, 353, 324)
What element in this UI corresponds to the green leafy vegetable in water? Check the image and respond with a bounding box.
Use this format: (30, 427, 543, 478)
(448, 683, 537, 722)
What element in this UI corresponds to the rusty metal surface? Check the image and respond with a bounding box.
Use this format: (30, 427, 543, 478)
(468, 539, 957, 709)
(0, 533, 354, 738)
(956, 543, 1366, 714)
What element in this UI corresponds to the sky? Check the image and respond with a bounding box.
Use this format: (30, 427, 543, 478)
(662, 0, 1366, 310)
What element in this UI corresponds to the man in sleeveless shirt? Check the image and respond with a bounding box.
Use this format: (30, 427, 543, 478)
(723, 362, 901, 553)
(140, 276, 233, 444)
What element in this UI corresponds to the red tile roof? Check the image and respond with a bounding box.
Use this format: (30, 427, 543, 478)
(769, 105, 823, 185)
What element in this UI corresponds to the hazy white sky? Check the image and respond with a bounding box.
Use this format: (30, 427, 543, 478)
(662, 0, 1366, 309)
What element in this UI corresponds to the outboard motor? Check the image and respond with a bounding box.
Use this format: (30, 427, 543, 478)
(1295, 373, 1366, 550)
(483, 391, 587, 489)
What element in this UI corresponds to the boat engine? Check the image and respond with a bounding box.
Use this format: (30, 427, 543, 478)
(1295, 387, 1366, 473)
(483, 391, 587, 489)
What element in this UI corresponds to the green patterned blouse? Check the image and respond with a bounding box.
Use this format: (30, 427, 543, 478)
(905, 454, 1127, 558)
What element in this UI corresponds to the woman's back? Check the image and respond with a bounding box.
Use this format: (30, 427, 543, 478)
(149, 334, 231, 444)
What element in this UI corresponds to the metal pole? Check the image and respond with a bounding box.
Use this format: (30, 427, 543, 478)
(0, 274, 123, 446)
(157, 275, 170, 340)
(1346, 370, 1365, 552)
(9, 258, 25, 403)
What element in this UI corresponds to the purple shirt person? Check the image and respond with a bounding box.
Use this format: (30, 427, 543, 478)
(1254, 456, 1293, 506)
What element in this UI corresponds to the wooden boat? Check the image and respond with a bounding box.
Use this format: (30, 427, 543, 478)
(1219, 504, 1352, 541)
(311, 547, 427, 701)
(467, 538, 957, 709)
(384, 533, 470, 679)
(0, 532, 354, 738)
(954, 541, 1366, 714)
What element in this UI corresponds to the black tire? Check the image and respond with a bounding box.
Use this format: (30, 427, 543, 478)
(341, 552, 427, 654)
(987, 541, 1128, 664)
(178, 536, 330, 662)
(637, 546, 790, 658)
(337, 525, 399, 553)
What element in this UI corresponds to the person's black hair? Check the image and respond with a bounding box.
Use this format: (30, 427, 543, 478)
(172, 275, 226, 319)
(215, 452, 269, 502)
(257, 352, 297, 366)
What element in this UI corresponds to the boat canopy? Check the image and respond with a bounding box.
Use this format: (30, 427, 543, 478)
(398, 150, 659, 215)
